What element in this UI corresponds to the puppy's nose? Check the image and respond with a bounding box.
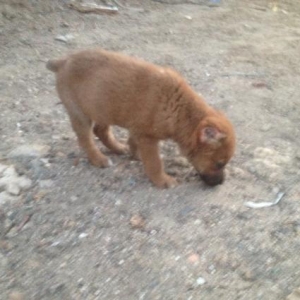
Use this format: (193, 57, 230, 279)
(200, 172, 224, 186)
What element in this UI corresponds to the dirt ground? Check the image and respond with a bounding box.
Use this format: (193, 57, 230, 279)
(0, 0, 300, 299)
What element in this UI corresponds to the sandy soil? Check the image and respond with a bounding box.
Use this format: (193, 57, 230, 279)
(0, 0, 300, 299)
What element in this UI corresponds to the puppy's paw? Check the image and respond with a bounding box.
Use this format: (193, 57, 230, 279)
(153, 174, 178, 189)
(90, 155, 112, 168)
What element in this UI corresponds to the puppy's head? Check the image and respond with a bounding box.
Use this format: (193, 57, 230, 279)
(185, 113, 235, 186)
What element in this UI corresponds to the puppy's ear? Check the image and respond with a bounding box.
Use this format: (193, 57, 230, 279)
(200, 127, 226, 144)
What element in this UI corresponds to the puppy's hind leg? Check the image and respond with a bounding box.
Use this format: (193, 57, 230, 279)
(68, 109, 111, 168)
(93, 124, 129, 155)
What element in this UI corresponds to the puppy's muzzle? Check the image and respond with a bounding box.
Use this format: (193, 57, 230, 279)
(200, 171, 224, 186)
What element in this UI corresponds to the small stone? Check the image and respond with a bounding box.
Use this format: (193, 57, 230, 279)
(115, 199, 122, 206)
(79, 233, 88, 239)
(252, 81, 268, 89)
(8, 144, 50, 159)
(195, 277, 206, 286)
(130, 214, 145, 229)
(188, 253, 200, 264)
(172, 157, 190, 168)
(70, 196, 78, 202)
(240, 269, 256, 281)
(207, 264, 216, 274)
(55, 34, 74, 43)
(6, 183, 20, 196)
(16, 177, 32, 190)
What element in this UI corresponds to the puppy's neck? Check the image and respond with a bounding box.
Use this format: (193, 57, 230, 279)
(171, 81, 210, 146)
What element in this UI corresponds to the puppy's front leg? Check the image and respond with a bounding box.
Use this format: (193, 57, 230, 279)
(138, 137, 177, 188)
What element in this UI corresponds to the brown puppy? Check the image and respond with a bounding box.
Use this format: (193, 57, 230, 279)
(46, 48, 235, 188)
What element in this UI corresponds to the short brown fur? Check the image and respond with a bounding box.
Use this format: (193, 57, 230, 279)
(47, 48, 235, 188)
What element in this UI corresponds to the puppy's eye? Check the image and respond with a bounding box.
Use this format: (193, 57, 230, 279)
(215, 162, 225, 170)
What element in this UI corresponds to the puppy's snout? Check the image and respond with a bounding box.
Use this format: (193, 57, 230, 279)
(200, 171, 224, 186)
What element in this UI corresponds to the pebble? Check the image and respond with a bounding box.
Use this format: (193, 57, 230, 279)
(188, 253, 200, 264)
(195, 277, 206, 286)
(240, 269, 256, 281)
(70, 196, 78, 202)
(8, 144, 50, 159)
(78, 233, 88, 239)
(130, 214, 145, 229)
(55, 34, 74, 43)
(172, 157, 190, 168)
(0, 165, 32, 196)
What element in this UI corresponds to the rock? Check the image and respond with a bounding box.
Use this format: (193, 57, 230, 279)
(1, 4, 17, 20)
(6, 182, 20, 195)
(172, 157, 190, 168)
(240, 268, 256, 281)
(130, 214, 145, 229)
(0, 191, 19, 205)
(0, 165, 32, 196)
(286, 288, 300, 300)
(8, 144, 50, 159)
(17, 177, 32, 190)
